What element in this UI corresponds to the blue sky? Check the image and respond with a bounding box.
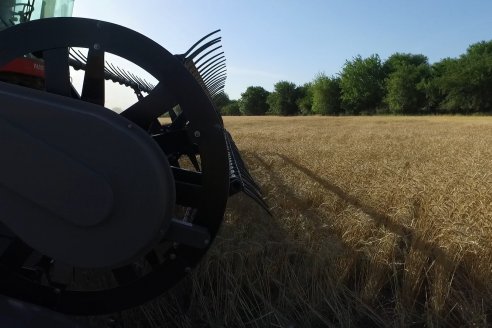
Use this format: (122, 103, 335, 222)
(72, 0, 492, 106)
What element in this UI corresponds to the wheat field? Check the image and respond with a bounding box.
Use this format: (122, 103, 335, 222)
(118, 116, 492, 327)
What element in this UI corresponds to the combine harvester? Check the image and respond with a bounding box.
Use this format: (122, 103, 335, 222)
(0, 0, 267, 321)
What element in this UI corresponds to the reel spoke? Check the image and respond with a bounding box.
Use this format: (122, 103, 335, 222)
(43, 47, 71, 96)
(81, 47, 105, 105)
(121, 82, 177, 130)
(153, 129, 198, 155)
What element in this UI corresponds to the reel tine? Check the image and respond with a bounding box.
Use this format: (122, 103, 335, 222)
(194, 45, 223, 65)
(211, 89, 224, 99)
(106, 62, 118, 76)
(209, 83, 226, 97)
(117, 67, 135, 85)
(204, 74, 227, 92)
(207, 75, 226, 86)
(68, 48, 79, 62)
(185, 37, 221, 62)
(196, 52, 224, 71)
(227, 131, 261, 192)
(242, 186, 271, 214)
(133, 73, 154, 93)
(182, 29, 221, 58)
(74, 48, 87, 63)
(212, 91, 225, 101)
(127, 71, 143, 91)
(201, 62, 226, 81)
(129, 72, 145, 90)
(197, 56, 225, 75)
(205, 73, 227, 87)
(208, 84, 226, 98)
(143, 79, 155, 91)
(224, 131, 270, 214)
(66, 47, 156, 96)
(206, 78, 226, 94)
(109, 63, 127, 81)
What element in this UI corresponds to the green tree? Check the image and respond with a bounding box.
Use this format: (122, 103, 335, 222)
(221, 100, 241, 116)
(239, 86, 270, 115)
(385, 64, 430, 114)
(267, 81, 299, 115)
(384, 53, 428, 73)
(436, 41, 492, 113)
(296, 83, 313, 115)
(311, 73, 341, 115)
(339, 54, 385, 114)
(466, 40, 492, 57)
(383, 53, 430, 114)
(419, 58, 455, 113)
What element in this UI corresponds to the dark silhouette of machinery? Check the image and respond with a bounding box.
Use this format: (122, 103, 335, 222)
(0, 0, 267, 322)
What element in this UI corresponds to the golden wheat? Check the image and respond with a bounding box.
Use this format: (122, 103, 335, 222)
(127, 116, 492, 328)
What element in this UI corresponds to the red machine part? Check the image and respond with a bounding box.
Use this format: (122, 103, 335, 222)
(0, 57, 45, 89)
(0, 57, 45, 78)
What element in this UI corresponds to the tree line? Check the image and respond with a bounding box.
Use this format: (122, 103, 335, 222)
(214, 40, 492, 116)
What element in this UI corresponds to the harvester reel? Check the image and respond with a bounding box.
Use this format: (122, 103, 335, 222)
(0, 18, 229, 314)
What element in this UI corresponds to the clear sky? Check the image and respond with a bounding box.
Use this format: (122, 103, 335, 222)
(72, 0, 492, 106)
